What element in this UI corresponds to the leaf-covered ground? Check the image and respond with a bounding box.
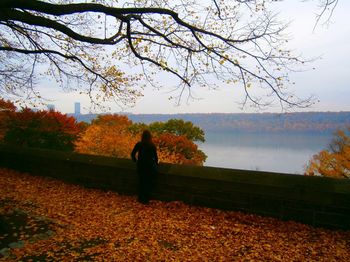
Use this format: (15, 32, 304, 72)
(0, 168, 349, 261)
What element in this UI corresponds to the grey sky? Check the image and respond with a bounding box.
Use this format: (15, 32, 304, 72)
(38, 1, 350, 114)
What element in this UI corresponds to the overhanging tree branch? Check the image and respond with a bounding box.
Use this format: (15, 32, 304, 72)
(0, 0, 338, 109)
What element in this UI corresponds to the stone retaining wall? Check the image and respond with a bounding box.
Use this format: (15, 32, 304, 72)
(1, 145, 349, 230)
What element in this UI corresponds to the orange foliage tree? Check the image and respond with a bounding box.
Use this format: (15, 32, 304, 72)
(3, 108, 82, 151)
(154, 133, 207, 165)
(74, 114, 137, 158)
(305, 127, 350, 179)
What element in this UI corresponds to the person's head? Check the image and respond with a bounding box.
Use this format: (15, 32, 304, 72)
(141, 130, 152, 144)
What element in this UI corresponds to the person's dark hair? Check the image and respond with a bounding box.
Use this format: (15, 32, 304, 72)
(141, 130, 152, 144)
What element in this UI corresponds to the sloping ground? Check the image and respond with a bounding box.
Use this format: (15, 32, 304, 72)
(0, 168, 349, 261)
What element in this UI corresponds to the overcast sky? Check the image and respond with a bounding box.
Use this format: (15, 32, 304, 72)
(38, 1, 350, 114)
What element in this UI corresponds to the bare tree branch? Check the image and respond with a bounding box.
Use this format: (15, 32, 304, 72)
(313, 0, 339, 30)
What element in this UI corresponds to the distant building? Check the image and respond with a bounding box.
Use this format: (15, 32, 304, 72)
(74, 102, 81, 115)
(47, 104, 55, 111)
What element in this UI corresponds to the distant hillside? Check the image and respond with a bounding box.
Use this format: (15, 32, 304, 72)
(69, 112, 350, 134)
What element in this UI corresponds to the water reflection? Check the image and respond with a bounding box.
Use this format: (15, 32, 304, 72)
(200, 131, 332, 174)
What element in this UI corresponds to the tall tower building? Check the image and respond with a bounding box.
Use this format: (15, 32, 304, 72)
(74, 102, 81, 115)
(47, 104, 55, 111)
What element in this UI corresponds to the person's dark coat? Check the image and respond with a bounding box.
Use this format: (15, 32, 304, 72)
(131, 141, 158, 172)
(131, 141, 158, 203)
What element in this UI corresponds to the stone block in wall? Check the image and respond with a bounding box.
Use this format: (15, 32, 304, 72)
(314, 212, 350, 230)
(329, 192, 350, 209)
(282, 199, 322, 211)
(249, 195, 283, 217)
(191, 195, 249, 212)
(281, 207, 315, 225)
(323, 206, 350, 217)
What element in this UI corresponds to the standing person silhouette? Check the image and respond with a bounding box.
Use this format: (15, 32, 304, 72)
(131, 130, 158, 204)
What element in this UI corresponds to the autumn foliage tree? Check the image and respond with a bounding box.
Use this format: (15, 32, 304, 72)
(150, 119, 205, 143)
(130, 119, 205, 142)
(75, 114, 138, 158)
(3, 108, 82, 151)
(305, 127, 350, 179)
(155, 133, 206, 165)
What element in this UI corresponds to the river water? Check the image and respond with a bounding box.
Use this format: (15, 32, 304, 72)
(199, 131, 332, 174)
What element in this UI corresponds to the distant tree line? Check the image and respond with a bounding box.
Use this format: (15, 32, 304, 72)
(72, 112, 350, 134)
